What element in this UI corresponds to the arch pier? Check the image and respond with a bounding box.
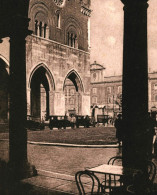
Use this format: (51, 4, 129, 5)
(121, 0, 150, 186)
(0, 2, 36, 179)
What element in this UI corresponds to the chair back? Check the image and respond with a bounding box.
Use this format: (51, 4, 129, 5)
(127, 160, 156, 194)
(107, 156, 122, 166)
(75, 170, 101, 195)
(102, 156, 123, 193)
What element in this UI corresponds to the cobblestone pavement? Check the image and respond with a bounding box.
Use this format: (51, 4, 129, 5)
(1, 127, 157, 194)
(0, 136, 121, 194)
(0, 139, 121, 175)
(0, 127, 157, 177)
(0, 126, 117, 145)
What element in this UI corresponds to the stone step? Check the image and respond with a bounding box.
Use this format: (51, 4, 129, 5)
(21, 171, 77, 195)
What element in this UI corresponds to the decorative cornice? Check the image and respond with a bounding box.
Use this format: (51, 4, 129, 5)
(121, 0, 148, 4)
(0, 15, 32, 39)
(121, 0, 149, 8)
(81, 5, 91, 17)
(90, 61, 105, 70)
(30, 34, 90, 55)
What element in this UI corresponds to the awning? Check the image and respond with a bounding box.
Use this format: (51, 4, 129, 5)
(151, 106, 157, 112)
(91, 105, 106, 109)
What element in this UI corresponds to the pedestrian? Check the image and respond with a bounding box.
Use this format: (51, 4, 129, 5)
(147, 112, 156, 159)
(114, 114, 123, 147)
(71, 114, 76, 129)
(90, 116, 95, 127)
(85, 115, 90, 128)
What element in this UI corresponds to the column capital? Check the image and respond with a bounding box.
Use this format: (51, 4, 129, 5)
(121, 0, 149, 7)
(0, 15, 32, 39)
(10, 15, 32, 38)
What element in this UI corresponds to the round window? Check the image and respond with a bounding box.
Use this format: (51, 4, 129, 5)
(53, 0, 65, 7)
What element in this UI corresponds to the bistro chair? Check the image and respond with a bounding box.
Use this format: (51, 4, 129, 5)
(107, 156, 122, 166)
(101, 156, 123, 193)
(75, 170, 106, 195)
(127, 160, 156, 194)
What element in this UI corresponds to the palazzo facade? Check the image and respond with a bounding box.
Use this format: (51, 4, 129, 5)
(0, 0, 91, 123)
(90, 61, 157, 118)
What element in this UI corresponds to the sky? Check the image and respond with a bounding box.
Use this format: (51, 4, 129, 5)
(90, 0, 157, 76)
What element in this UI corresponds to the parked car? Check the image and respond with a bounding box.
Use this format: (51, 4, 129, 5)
(97, 115, 109, 125)
(49, 115, 71, 130)
(76, 115, 95, 128)
(26, 115, 45, 130)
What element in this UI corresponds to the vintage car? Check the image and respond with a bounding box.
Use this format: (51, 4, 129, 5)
(97, 115, 109, 125)
(49, 115, 96, 129)
(76, 115, 95, 128)
(26, 115, 45, 130)
(49, 115, 71, 130)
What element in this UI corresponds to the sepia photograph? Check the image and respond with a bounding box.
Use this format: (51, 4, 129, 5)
(0, 0, 157, 194)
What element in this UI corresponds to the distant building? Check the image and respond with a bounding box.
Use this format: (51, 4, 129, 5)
(90, 61, 157, 118)
(148, 72, 157, 114)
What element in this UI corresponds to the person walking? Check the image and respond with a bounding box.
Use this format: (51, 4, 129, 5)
(147, 112, 156, 159)
(71, 114, 76, 129)
(114, 114, 123, 147)
(85, 115, 90, 128)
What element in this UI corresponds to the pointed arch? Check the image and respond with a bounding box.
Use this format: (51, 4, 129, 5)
(63, 69, 84, 93)
(28, 63, 55, 91)
(0, 57, 9, 123)
(0, 55, 9, 74)
(28, 63, 55, 121)
(63, 69, 84, 115)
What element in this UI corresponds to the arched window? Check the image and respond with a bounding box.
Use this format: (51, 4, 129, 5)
(70, 89, 75, 95)
(70, 98, 74, 105)
(93, 72, 97, 80)
(107, 87, 111, 94)
(67, 31, 78, 48)
(108, 96, 112, 104)
(34, 11, 49, 39)
(92, 97, 97, 104)
(34, 20, 49, 39)
(64, 17, 81, 49)
(92, 88, 97, 94)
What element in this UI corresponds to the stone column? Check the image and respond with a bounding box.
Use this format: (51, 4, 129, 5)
(121, 0, 149, 171)
(40, 84, 46, 121)
(53, 92, 65, 115)
(42, 23, 44, 38)
(82, 95, 90, 115)
(49, 91, 54, 115)
(69, 33, 72, 47)
(37, 23, 40, 36)
(9, 16, 35, 179)
(27, 88, 31, 115)
(148, 78, 151, 111)
(46, 26, 49, 39)
(75, 36, 78, 49)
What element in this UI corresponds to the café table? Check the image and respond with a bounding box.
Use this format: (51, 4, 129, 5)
(85, 164, 142, 194)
